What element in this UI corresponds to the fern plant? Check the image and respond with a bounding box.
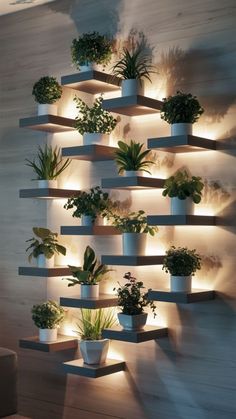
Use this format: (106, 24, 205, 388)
(25, 145, 71, 180)
(114, 140, 154, 174)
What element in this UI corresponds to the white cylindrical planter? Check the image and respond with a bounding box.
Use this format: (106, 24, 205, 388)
(170, 275, 192, 292)
(37, 254, 54, 268)
(171, 197, 194, 215)
(83, 133, 109, 146)
(79, 62, 96, 72)
(80, 339, 109, 365)
(38, 179, 58, 189)
(81, 215, 103, 226)
(38, 104, 57, 116)
(171, 123, 192, 136)
(124, 170, 144, 177)
(39, 328, 57, 342)
(121, 79, 144, 96)
(80, 284, 99, 298)
(122, 233, 147, 256)
(118, 313, 147, 331)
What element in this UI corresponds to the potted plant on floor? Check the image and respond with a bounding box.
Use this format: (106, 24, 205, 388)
(26, 227, 67, 268)
(160, 91, 204, 136)
(162, 170, 204, 215)
(74, 95, 117, 145)
(75, 308, 116, 365)
(162, 246, 202, 292)
(31, 300, 65, 342)
(71, 31, 114, 71)
(114, 272, 156, 330)
(64, 245, 112, 298)
(32, 76, 62, 116)
(25, 144, 71, 189)
(114, 140, 154, 177)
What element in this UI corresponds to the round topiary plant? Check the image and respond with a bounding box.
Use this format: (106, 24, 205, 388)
(162, 246, 201, 276)
(31, 300, 65, 329)
(71, 31, 113, 69)
(32, 76, 62, 104)
(160, 91, 204, 124)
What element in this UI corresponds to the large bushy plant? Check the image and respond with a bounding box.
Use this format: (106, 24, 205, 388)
(26, 227, 66, 262)
(162, 246, 201, 276)
(71, 31, 113, 69)
(75, 308, 116, 340)
(25, 145, 71, 180)
(160, 91, 204, 124)
(114, 140, 154, 174)
(162, 170, 204, 203)
(31, 300, 65, 329)
(32, 76, 62, 104)
(110, 210, 158, 235)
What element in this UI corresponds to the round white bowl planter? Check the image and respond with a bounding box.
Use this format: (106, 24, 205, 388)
(37, 104, 57, 116)
(83, 133, 109, 146)
(38, 179, 58, 189)
(37, 254, 54, 268)
(170, 275, 192, 292)
(80, 339, 109, 365)
(121, 79, 144, 97)
(124, 170, 144, 177)
(118, 313, 148, 331)
(80, 284, 99, 299)
(171, 123, 192, 136)
(39, 328, 58, 342)
(122, 232, 147, 256)
(171, 197, 194, 215)
(81, 215, 103, 226)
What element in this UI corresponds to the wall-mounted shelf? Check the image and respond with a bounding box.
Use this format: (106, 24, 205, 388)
(147, 215, 216, 226)
(148, 135, 218, 153)
(60, 294, 118, 309)
(60, 225, 120, 236)
(19, 188, 80, 199)
(102, 95, 163, 116)
(102, 325, 168, 343)
(101, 255, 164, 266)
(101, 176, 165, 190)
(19, 115, 75, 133)
(62, 144, 117, 161)
(148, 289, 215, 303)
(63, 358, 126, 378)
(61, 70, 121, 94)
(19, 335, 78, 352)
(18, 267, 71, 277)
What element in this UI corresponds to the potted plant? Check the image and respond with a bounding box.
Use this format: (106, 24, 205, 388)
(162, 246, 201, 292)
(160, 91, 204, 136)
(64, 245, 112, 298)
(114, 139, 154, 177)
(25, 145, 71, 189)
(71, 31, 113, 71)
(32, 76, 62, 116)
(111, 43, 155, 96)
(31, 300, 65, 342)
(26, 227, 67, 268)
(110, 210, 158, 255)
(114, 272, 156, 330)
(75, 308, 116, 365)
(162, 170, 204, 215)
(74, 95, 117, 145)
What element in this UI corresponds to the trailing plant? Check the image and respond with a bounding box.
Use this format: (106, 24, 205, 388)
(26, 227, 66, 262)
(25, 145, 71, 180)
(114, 272, 156, 316)
(74, 95, 117, 135)
(162, 246, 202, 276)
(160, 91, 204, 124)
(114, 140, 154, 174)
(64, 245, 112, 286)
(71, 31, 113, 69)
(110, 210, 158, 235)
(162, 170, 204, 203)
(75, 308, 116, 340)
(31, 300, 65, 329)
(32, 76, 62, 104)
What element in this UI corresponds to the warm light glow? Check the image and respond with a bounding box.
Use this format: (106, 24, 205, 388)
(145, 241, 166, 256)
(108, 347, 124, 361)
(60, 323, 78, 337)
(60, 100, 77, 119)
(59, 179, 81, 190)
(194, 206, 215, 216)
(132, 112, 161, 122)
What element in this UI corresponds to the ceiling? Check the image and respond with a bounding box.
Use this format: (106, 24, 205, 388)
(0, 0, 55, 16)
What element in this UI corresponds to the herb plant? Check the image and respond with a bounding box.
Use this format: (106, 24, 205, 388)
(114, 140, 154, 174)
(75, 308, 116, 340)
(110, 210, 158, 235)
(162, 246, 201, 276)
(71, 31, 113, 69)
(162, 170, 204, 203)
(160, 91, 204, 124)
(26, 227, 66, 262)
(32, 76, 62, 104)
(25, 145, 71, 180)
(31, 300, 65, 329)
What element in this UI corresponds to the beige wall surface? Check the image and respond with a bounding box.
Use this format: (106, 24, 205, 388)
(0, 0, 236, 418)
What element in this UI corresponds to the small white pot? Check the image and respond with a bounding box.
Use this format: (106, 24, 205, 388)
(38, 179, 58, 189)
(81, 215, 103, 226)
(171, 197, 194, 215)
(171, 123, 192, 136)
(39, 328, 58, 342)
(124, 170, 144, 177)
(37, 254, 54, 268)
(37, 104, 57, 116)
(83, 133, 109, 146)
(80, 339, 109, 365)
(81, 284, 99, 299)
(79, 62, 96, 72)
(121, 79, 144, 96)
(118, 313, 147, 331)
(122, 233, 147, 256)
(170, 275, 192, 292)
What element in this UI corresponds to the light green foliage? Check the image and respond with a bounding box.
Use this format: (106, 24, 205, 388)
(26, 227, 66, 262)
(32, 76, 62, 104)
(114, 140, 154, 174)
(162, 170, 204, 203)
(110, 210, 158, 235)
(76, 308, 117, 340)
(31, 300, 65, 329)
(161, 91, 204, 124)
(162, 246, 202, 276)
(71, 31, 113, 69)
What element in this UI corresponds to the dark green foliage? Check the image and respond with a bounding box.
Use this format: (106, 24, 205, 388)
(110, 210, 158, 235)
(31, 300, 65, 329)
(25, 145, 71, 180)
(162, 246, 202, 276)
(162, 170, 204, 203)
(160, 91, 204, 124)
(26, 227, 66, 262)
(114, 140, 154, 174)
(71, 31, 113, 69)
(76, 308, 116, 340)
(32, 76, 62, 104)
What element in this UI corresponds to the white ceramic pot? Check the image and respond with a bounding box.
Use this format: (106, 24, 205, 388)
(83, 133, 109, 146)
(37, 104, 57, 116)
(118, 313, 147, 331)
(81, 215, 103, 226)
(171, 123, 192, 136)
(79, 62, 96, 72)
(80, 339, 109, 365)
(37, 254, 54, 268)
(38, 179, 58, 189)
(171, 197, 194, 215)
(80, 284, 99, 299)
(170, 275, 192, 292)
(124, 170, 144, 177)
(39, 328, 57, 342)
(121, 79, 144, 96)
(122, 233, 147, 256)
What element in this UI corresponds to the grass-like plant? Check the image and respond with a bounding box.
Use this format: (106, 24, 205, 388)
(25, 145, 71, 181)
(162, 246, 201, 276)
(75, 308, 116, 340)
(110, 210, 158, 235)
(26, 227, 66, 262)
(32, 76, 62, 104)
(71, 31, 113, 69)
(160, 91, 204, 124)
(114, 140, 154, 174)
(31, 300, 65, 329)
(162, 170, 204, 203)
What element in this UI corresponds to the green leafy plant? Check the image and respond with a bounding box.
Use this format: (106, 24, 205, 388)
(162, 170, 204, 203)
(160, 91, 204, 124)
(114, 272, 156, 316)
(75, 308, 116, 340)
(114, 140, 154, 174)
(110, 210, 158, 235)
(71, 31, 113, 69)
(25, 145, 71, 180)
(31, 300, 65, 329)
(162, 246, 202, 276)
(32, 76, 62, 104)
(74, 95, 117, 135)
(64, 245, 112, 286)
(26, 227, 66, 262)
